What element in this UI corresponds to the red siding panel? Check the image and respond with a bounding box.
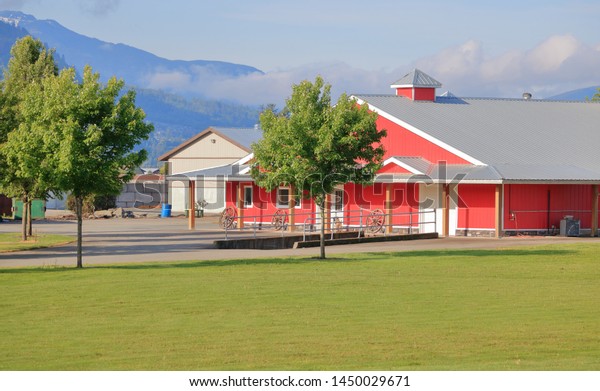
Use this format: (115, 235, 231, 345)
(344, 183, 419, 228)
(457, 184, 496, 230)
(395, 88, 413, 99)
(413, 88, 436, 101)
(375, 115, 470, 164)
(504, 184, 593, 231)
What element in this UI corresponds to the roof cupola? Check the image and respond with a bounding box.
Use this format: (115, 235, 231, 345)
(391, 69, 441, 101)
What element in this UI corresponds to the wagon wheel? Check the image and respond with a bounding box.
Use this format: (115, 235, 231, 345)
(219, 207, 237, 229)
(272, 209, 288, 231)
(366, 209, 385, 233)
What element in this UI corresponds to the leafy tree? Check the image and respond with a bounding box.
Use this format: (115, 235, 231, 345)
(1, 120, 58, 240)
(0, 36, 57, 142)
(23, 65, 153, 267)
(592, 88, 600, 102)
(0, 36, 58, 240)
(251, 77, 386, 259)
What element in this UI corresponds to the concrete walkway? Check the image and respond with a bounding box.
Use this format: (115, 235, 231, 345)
(0, 215, 596, 268)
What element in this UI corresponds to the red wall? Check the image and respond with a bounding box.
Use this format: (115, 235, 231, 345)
(344, 182, 419, 228)
(376, 115, 471, 165)
(226, 182, 314, 224)
(503, 184, 596, 231)
(396, 88, 413, 100)
(395, 87, 435, 101)
(457, 184, 496, 230)
(413, 88, 436, 101)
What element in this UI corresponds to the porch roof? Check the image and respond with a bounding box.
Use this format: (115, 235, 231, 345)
(167, 163, 251, 181)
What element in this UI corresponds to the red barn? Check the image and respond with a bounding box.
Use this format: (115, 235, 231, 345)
(177, 69, 600, 237)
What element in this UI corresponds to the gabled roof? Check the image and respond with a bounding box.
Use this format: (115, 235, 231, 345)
(354, 94, 600, 181)
(383, 156, 433, 175)
(391, 69, 442, 89)
(158, 126, 262, 161)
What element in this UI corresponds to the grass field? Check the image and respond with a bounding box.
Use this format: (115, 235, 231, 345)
(0, 232, 73, 252)
(1, 243, 599, 370)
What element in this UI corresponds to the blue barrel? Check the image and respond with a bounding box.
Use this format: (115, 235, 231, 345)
(161, 203, 172, 218)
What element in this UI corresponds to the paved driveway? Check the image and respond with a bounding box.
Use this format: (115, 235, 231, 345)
(0, 216, 596, 268)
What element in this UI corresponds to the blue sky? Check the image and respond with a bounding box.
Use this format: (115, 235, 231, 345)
(2, 0, 600, 104)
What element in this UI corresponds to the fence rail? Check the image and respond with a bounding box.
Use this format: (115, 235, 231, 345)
(220, 207, 437, 241)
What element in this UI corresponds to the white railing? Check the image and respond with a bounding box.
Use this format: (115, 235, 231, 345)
(220, 207, 437, 241)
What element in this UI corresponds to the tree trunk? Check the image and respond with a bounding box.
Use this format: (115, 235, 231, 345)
(76, 195, 83, 268)
(319, 196, 326, 259)
(27, 200, 32, 237)
(21, 196, 28, 242)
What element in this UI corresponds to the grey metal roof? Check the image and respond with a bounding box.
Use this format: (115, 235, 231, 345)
(377, 164, 502, 183)
(211, 127, 263, 150)
(354, 94, 600, 181)
(391, 69, 442, 88)
(389, 156, 433, 174)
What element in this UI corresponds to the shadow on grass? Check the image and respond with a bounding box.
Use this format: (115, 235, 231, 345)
(0, 247, 578, 274)
(365, 248, 577, 259)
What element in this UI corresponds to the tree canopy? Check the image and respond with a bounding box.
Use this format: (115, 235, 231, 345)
(1, 36, 153, 267)
(251, 76, 386, 258)
(21, 65, 153, 267)
(0, 36, 58, 240)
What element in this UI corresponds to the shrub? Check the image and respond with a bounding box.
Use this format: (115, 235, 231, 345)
(66, 194, 116, 214)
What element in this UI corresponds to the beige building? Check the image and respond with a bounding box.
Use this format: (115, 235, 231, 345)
(159, 126, 261, 213)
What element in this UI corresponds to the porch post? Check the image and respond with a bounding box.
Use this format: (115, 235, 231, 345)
(325, 193, 331, 233)
(442, 184, 449, 237)
(592, 184, 599, 237)
(237, 183, 244, 230)
(385, 183, 393, 234)
(188, 180, 196, 230)
(495, 184, 503, 238)
(288, 185, 295, 232)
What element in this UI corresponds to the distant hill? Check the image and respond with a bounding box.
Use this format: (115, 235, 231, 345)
(547, 86, 600, 101)
(0, 11, 261, 165)
(135, 89, 260, 164)
(0, 11, 263, 87)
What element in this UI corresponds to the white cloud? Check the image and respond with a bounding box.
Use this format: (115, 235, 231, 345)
(414, 34, 600, 98)
(525, 35, 581, 73)
(145, 71, 192, 90)
(144, 62, 396, 107)
(143, 34, 600, 105)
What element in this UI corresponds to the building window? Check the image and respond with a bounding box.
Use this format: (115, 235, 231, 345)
(243, 186, 253, 208)
(333, 188, 344, 211)
(277, 187, 301, 209)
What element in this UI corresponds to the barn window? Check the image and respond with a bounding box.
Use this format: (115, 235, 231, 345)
(277, 187, 301, 208)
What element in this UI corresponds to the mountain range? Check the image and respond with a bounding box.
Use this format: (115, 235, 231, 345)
(547, 86, 600, 101)
(1, 11, 599, 165)
(0, 11, 262, 165)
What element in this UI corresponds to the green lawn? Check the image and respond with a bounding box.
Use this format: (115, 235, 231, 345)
(1, 243, 599, 370)
(0, 232, 73, 252)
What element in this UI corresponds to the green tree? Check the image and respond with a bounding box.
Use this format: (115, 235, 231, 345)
(592, 88, 600, 102)
(251, 77, 386, 259)
(0, 36, 58, 240)
(0, 36, 57, 142)
(23, 65, 153, 267)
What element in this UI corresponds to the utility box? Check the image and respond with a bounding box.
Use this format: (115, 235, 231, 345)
(12, 199, 46, 220)
(560, 216, 580, 237)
